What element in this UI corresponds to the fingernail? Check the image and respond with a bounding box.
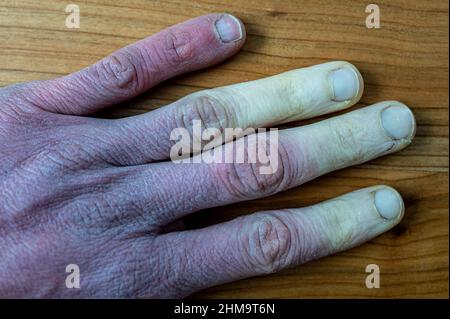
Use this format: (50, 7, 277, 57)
(374, 188, 403, 220)
(381, 104, 415, 140)
(215, 14, 243, 43)
(330, 67, 360, 101)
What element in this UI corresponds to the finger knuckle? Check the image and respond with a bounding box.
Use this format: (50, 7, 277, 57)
(177, 93, 236, 132)
(330, 120, 365, 164)
(158, 30, 195, 67)
(321, 200, 356, 250)
(90, 51, 141, 95)
(243, 213, 293, 274)
(216, 140, 293, 199)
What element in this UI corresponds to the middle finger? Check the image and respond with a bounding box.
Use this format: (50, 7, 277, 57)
(107, 61, 363, 164)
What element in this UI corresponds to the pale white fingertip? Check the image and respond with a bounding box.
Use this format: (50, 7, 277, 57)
(330, 67, 361, 102)
(374, 187, 405, 220)
(381, 103, 416, 140)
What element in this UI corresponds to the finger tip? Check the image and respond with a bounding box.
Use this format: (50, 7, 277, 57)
(333, 61, 365, 103)
(214, 13, 247, 45)
(228, 14, 247, 42)
(380, 101, 416, 142)
(373, 185, 405, 222)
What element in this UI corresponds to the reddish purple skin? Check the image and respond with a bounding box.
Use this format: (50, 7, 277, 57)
(21, 14, 245, 115)
(0, 14, 324, 298)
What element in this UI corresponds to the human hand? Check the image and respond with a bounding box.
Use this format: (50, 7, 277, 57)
(0, 13, 415, 297)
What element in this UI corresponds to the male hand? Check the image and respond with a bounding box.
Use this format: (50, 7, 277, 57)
(0, 14, 415, 297)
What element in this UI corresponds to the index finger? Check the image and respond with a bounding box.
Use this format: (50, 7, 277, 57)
(21, 13, 246, 115)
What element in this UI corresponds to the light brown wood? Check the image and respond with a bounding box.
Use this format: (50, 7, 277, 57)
(0, 0, 448, 298)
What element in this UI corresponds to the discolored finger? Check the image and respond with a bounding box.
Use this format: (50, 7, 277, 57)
(19, 13, 245, 115)
(136, 186, 405, 297)
(112, 61, 363, 163)
(114, 101, 414, 227)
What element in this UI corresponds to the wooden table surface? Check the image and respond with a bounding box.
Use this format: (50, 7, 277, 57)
(0, 0, 448, 298)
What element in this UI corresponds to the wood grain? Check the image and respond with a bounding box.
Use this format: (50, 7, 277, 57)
(0, 0, 448, 298)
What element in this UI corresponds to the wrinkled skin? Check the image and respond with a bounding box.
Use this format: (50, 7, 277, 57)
(0, 13, 414, 298)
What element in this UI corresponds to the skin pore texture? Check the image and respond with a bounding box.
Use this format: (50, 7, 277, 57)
(0, 13, 415, 298)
